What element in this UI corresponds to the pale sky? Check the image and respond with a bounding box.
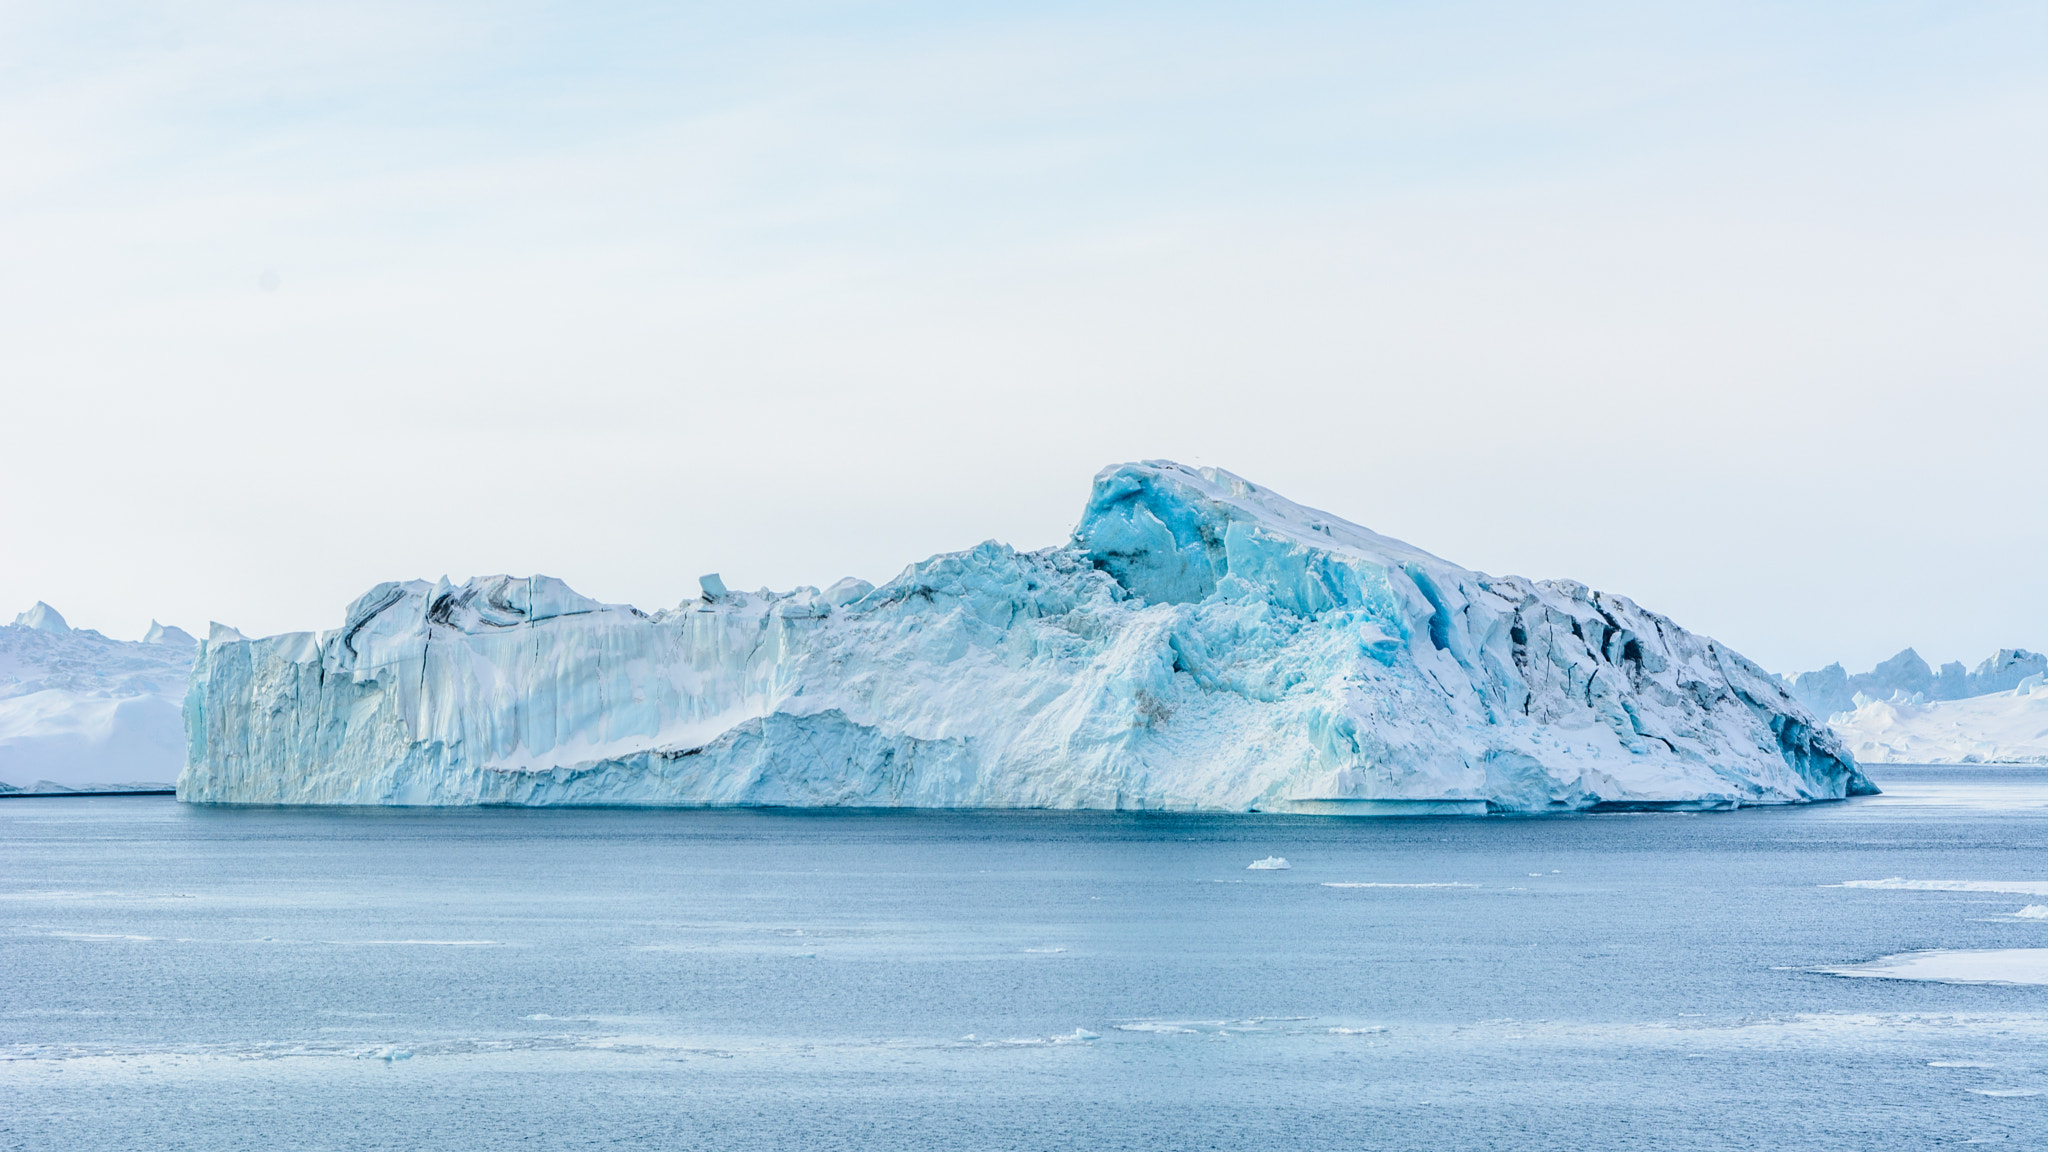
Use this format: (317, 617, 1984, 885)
(2, 1, 2043, 676)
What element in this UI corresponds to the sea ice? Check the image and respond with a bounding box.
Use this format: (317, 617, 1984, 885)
(2017, 906, 2048, 919)
(1817, 949, 2048, 985)
(1247, 857, 1291, 870)
(1838, 879, 2048, 896)
(180, 461, 1868, 811)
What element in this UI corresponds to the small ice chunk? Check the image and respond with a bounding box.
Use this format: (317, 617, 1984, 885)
(1327, 1026, 1387, 1035)
(699, 573, 729, 600)
(1817, 948, 2048, 984)
(1247, 857, 1291, 870)
(2016, 905, 2048, 919)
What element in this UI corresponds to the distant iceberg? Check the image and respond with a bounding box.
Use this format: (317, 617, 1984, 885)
(1786, 647, 2047, 717)
(1, 606, 197, 790)
(1828, 683, 2048, 764)
(180, 461, 1869, 810)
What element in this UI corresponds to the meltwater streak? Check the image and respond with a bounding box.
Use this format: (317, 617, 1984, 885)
(4, 764, 2048, 1151)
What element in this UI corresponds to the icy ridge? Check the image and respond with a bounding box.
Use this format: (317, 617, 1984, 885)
(180, 462, 1870, 810)
(1787, 647, 2048, 716)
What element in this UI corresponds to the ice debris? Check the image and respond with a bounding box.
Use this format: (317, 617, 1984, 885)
(1247, 857, 1292, 870)
(179, 461, 1870, 811)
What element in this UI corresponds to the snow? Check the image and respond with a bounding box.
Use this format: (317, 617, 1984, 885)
(180, 460, 1869, 810)
(1827, 685, 2048, 764)
(1817, 949, 2048, 985)
(0, 607, 197, 790)
(1247, 857, 1291, 870)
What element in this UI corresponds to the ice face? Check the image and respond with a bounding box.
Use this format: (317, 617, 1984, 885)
(179, 460, 1869, 810)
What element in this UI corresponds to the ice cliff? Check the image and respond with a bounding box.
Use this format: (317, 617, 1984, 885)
(1, 604, 196, 791)
(180, 462, 1871, 811)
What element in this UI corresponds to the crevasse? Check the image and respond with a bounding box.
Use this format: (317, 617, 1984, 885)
(179, 461, 1872, 810)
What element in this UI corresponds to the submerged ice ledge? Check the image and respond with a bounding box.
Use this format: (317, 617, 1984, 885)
(180, 461, 1871, 811)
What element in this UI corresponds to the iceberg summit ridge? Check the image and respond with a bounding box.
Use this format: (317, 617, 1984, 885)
(180, 461, 1872, 810)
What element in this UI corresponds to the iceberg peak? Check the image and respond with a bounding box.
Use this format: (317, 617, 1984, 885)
(143, 620, 198, 648)
(12, 602, 69, 633)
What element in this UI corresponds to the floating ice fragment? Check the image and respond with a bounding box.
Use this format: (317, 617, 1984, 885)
(1327, 1026, 1388, 1035)
(1968, 1089, 2040, 1097)
(1322, 882, 1475, 889)
(1247, 857, 1291, 870)
(1816, 948, 2048, 985)
(1838, 879, 2048, 895)
(2016, 906, 2048, 919)
(1022, 947, 1066, 953)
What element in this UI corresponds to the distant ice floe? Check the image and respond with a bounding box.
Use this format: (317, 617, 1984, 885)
(1837, 878, 2048, 896)
(2017, 906, 2048, 919)
(1321, 882, 1474, 889)
(1816, 949, 2048, 985)
(1327, 1026, 1388, 1035)
(1247, 857, 1291, 870)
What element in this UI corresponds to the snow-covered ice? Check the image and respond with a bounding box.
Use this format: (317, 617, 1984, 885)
(1827, 685, 2048, 764)
(2016, 906, 2048, 919)
(1246, 857, 1291, 870)
(1817, 949, 2048, 985)
(1, 604, 197, 790)
(180, 461, 1869, 810)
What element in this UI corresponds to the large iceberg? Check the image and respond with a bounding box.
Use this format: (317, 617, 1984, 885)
(180, 462, 1871, 810)
(1, 604, 196, 791)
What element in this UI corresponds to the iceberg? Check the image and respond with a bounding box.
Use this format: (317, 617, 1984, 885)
(179, 461, 1871, 810)
(1787, 647, 2048, 717)
(1, 606, 197, 790)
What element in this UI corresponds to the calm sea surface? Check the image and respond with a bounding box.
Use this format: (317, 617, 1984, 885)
(7, 765, 2048, 1150)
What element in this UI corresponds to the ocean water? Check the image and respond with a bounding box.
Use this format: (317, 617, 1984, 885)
(6, 765, 2048, 1150)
